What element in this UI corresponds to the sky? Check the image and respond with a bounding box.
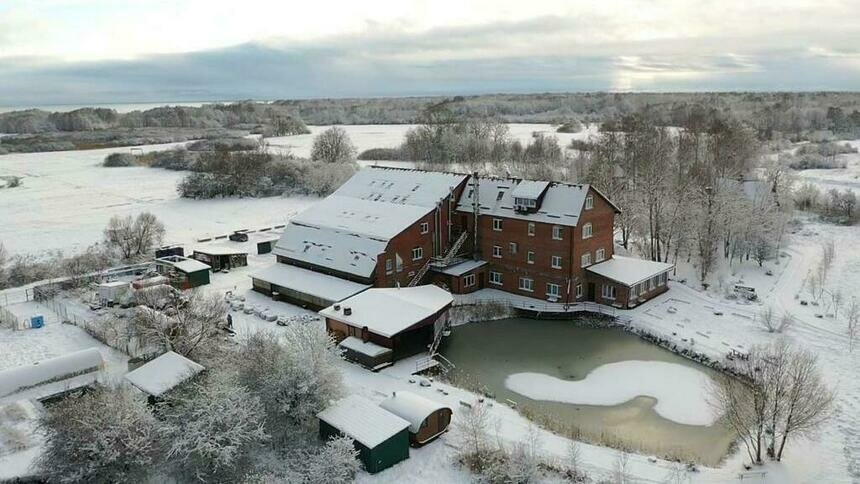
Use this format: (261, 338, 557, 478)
(1, 0, 859, 107)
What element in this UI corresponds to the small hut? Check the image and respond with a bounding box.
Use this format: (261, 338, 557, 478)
(124, 351, 204, 402)
(379, 391, 453, 446)
(192, 247, 248, 272)
(0, 348, 104, 400)
(317, 394, 410, 473)
(155, 256, 211, 289)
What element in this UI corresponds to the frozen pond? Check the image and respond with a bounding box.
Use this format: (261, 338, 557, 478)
(441, 318, 735, 465)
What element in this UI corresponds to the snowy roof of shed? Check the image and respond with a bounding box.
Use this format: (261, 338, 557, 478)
(123, 351, 204, 397)
(250, 263, 371, 303)
(430, 259, 487, 277)
(193, 245, 248, 256)
(0, 348, 104, 399)
(333, 166, 468, 208)
(456, 177, 616, 227)
(379, 391, 451, 434)
(317, 394, 409, 448)
(586, 256, 674, 287)
(171, 259, 211, 273)
(319, 285, 453, 338)
(339, 336, 392, 358)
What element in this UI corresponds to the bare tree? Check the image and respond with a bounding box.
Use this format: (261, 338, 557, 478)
(847, 297, 860, 352)
(311, 126, 356, 164)
(131, 291, 227, 358)
(455, 400, 493, 472)
(565, 438, 584, 481)
(759, 306, 776, 332)
(613, 450, 631, 484)
(104, 212, 165, 259)
(0, 242, 7, 286)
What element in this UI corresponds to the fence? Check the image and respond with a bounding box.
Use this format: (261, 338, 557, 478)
(453, 295, 620, 318)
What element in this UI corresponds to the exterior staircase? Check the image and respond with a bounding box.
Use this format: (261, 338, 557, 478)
(408, 231, 470, 287)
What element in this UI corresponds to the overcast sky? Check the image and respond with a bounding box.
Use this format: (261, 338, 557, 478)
(2, 0, 859, 107)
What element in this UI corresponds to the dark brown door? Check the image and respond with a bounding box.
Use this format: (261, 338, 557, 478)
(587, 283, 596, 301)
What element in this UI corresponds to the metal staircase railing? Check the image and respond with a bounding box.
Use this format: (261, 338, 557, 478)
(409, 231, 470, 287)
(408, 260, 432, 287)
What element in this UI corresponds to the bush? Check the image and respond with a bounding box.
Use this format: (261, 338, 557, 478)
(187, 137, 260, 152)
(556, 120, 583, 133)
(357, 147, 401, 160)
(788, 153, 847, 170)
(103, 152, 137, 167)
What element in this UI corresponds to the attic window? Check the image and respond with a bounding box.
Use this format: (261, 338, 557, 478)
(496, 191, 504, 201)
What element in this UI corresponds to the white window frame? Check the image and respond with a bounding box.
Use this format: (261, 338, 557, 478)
(602, 284, 616, 300)
(649, 276, 657, 290)
(659, 272, 667, 286)
(581, 252, 591, 268)
(492, 245, 502, 258)
(527, 222, 536, 236)
(551, 255, 562, 269)
(595, 248, 605, 262)
(385, 259, 393, 275)
(489, 271, 503, 285)
(546, 283, 561, 298)
(419, 222, 429, 234)
(639, 282, 646, 296)
(412, 247, 423, 261)
(463, 274, 476, 288)
(509, 242, 518, 255)
(552, 225, 563, 240)
(585, 195, 594, 210)
(575, 283, 583, 299)
(492, 218, 503, 231)
(527, 251, 535, 265)
(582, 223, 593, 239)
(518, 277, 534, 292)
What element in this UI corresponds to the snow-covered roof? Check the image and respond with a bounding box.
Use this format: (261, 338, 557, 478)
(457, 177, 607, 227)
(511, 180, 550, 200)
(339, 336, 392, 358)
(0, 348, 103, 398)
(123, 351, 204, 397)
(586, 256, 674, 287)
(379, 391, 451, 434)
(173, 259, 210, 273)
(250, 263, 371, 303)
(274, 195, 432, 278)
(317, 394, 409, 448)
(431, 259, 487, 277)
(100, 280, 128, 288)
(193, 245, 248, 256)
(319, 285, 453, 338)
(333, 166, 468, 208)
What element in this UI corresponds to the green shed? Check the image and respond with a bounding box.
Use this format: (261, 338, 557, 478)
(317, 394, 410, 473)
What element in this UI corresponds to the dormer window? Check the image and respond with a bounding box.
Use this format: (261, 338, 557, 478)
(514, 197, 537, 212)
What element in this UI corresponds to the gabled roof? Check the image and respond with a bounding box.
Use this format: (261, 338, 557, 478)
(249, 263, 370, 303)
(586, 255, 674, 287)
(123, 351, 204, 397)
(317, 394, 410, 448)
(456, 176, 612, 227)
(319, 285, 453, 338)
(274, 195, 432, 278)
(333, 166, 468, 208)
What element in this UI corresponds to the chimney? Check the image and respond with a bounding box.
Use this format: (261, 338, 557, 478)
(344, 307, 352, 316)
(333, 304, 341, 311)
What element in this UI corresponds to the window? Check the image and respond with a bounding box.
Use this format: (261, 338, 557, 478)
(493, 218, 503, 231)
(639, 283, 646, 296)
(581, 252, 591, 268)
(412, 247, 423, 261)
(582, 223, 593, 239)
(659, 273, 667, 286)
(576, 283, 583, 299)
(552, 225, 563, 240)
(509, 242, 518, 255)
(595, 248, 605, 262)
(492, 245, 502, 258)
(547, 283, 561, 298)
(489, 271, 503, 285)
(551, 255, 562, 269)
(585, 195, 594, 210)
(419, 222, 429, 234)
(602, 284, 616, 300)
(527, 222, 535, 236)
(496, 191, 504, 201)
(649, 276, 656, 290)
(527, 251, 535, 264)
(464, 274, 476, 288)
(518, 277, 534, 292)
(385, 259, 393, 275)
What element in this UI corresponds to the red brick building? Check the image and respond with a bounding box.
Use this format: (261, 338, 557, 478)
(252, 167, 673, 310)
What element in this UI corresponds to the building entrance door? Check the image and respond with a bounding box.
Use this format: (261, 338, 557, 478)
(587, 283, 596, 301)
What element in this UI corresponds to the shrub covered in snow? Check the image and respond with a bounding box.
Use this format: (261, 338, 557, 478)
(36, 385, 161, 483)
(159, 371, 269, 483)
(102, 152, 136, 167)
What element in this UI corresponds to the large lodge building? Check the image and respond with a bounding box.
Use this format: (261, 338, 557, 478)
(250, 166, 673, 312)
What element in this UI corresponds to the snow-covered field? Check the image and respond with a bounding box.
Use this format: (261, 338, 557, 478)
(793, 139, 860, 194)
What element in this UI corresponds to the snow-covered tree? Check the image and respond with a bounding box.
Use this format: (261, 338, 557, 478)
(454, 400, 494, 472)
(311, 126, 356, 164)
(104, 212, 165, 259)
(131, 290, 227, 358)
(234, 329, 343, 444)
(36, 385, 161, 483)
(160, 371, 269, 482)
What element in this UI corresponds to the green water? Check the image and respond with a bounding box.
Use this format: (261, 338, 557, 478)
(440, 318, 736, 465)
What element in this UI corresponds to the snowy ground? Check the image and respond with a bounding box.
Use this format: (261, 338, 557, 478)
(793, 139, 860, 194)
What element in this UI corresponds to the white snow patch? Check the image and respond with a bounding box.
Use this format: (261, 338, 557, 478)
(505, 360, 716, 426)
